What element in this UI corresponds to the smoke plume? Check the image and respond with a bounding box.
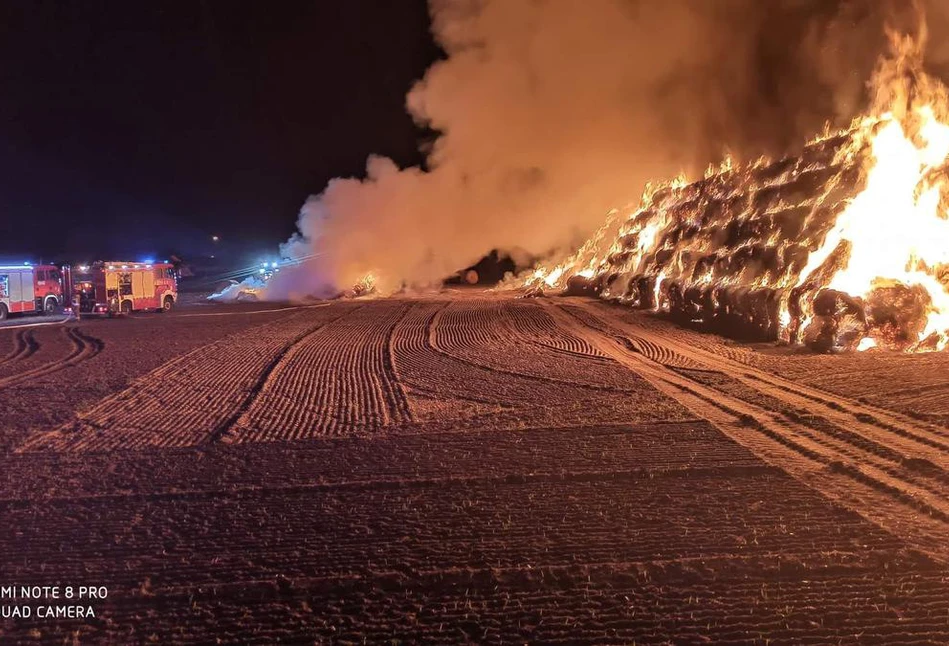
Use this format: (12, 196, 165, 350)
(268, 0, 949, 298)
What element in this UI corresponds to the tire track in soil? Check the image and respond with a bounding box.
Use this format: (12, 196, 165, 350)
(397, 301, 560, 407)
(390, 300, 689, 429)
(568, 302, 949, 450)
(552, 300, 949, 561)
(501, 299, 611, 362)
(0, 326, 102, 390)
(389, 301, 517, 424)
(0, 329, 39, 362)
(429, 299, 640, 392)
(611, 306, 949, 421)
(18, 306, 357, 452)
(224, 302, 412, 442)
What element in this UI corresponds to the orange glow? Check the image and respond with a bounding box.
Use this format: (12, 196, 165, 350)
(506, 29, 949, 353)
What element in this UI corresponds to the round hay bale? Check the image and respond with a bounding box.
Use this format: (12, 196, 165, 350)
(866, 282, 930, 350)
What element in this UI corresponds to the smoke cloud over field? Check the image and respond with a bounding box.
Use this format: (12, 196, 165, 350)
(269, 0, 949, 298)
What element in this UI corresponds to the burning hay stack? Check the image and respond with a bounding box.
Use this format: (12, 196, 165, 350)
(515, 30, 949, 354)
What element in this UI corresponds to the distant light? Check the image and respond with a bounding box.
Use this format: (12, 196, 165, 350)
(23, 261, 30, 266)
(212, 235, 219, 242)
(270, 262, 278, 268)
(141, 257, 155, 264)
(258, 268, 266, 274)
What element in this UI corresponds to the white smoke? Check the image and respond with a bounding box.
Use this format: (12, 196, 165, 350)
(264, 0, 948, 299)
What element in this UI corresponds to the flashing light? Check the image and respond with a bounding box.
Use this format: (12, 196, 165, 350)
(259, 268, 266, 274)
(271, 262, 278, 268)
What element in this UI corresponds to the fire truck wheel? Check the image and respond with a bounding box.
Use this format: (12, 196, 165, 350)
(162, 296, 174, 312)
(44, 297, 58, 315)
(0, 304, 7, 321)
(121, 300, 133, 315)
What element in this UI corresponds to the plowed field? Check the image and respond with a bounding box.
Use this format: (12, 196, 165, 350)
(2, 293, 949, 644)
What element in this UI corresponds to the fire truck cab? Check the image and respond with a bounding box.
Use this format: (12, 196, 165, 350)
(33, 264, 64, 314)
(0, 264, 65, 320)
(74, 261, 177, 315)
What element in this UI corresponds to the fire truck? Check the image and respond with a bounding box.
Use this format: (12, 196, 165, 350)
(0, 264, 65, 320)
(33, 264, 65, 313)
(72, 261, 178, 315)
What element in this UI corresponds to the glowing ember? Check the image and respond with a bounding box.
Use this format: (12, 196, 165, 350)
(351, 273, 377, 297)
(506, 28, 949, 353)
(857, 337, 878, 352)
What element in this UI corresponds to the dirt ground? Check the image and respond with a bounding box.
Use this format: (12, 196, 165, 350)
(2, 293, 949, 643)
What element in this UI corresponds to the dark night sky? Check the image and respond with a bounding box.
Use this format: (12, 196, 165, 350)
(0, 0, 440, 262)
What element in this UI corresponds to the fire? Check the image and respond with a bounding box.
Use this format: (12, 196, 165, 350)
(506, 27, 949, 353)
(801, 109, 949, 350)
(353, 272, 376, 296)
(334, 272, 378, 298)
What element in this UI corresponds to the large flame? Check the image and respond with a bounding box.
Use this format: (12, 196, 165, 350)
(800, 109, 949, 349)
(507, 28, 949, 353)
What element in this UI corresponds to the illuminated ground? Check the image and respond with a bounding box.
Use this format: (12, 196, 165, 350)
(2, 293, 949, 643)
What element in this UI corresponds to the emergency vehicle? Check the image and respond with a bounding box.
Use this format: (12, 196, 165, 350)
(73, 261, 177, 315)
(33, 264, 65, 313)
(0, 264, 65, 320)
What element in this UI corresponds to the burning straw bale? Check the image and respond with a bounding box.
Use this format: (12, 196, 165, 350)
(865, 282, 933, 349)
(513, 34, 949, 353)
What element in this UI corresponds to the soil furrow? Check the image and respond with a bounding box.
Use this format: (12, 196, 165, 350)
(206, 307, 365, 443)
(226, 302, 410, 442)
(566, 301, 949, 454)
(428, 300, 642, 392)
(589, 303, 949, 442)
(553, 301, 949, 561)
(17, 308, 356, 451)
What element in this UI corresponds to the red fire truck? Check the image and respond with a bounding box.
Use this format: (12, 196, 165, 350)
(0, 264, 65, 320)
(33, 264, 65, 313)
(72, 261, 178, 315)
